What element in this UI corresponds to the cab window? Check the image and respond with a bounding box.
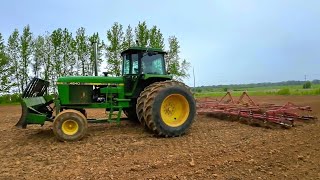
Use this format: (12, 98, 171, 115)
(122, 53, 139, 75)
(141, 54, 165, 74)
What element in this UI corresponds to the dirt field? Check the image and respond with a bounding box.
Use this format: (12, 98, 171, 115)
(0, 95, 320, 180)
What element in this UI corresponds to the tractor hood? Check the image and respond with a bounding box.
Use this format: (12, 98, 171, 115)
(57, 76, 124, 85)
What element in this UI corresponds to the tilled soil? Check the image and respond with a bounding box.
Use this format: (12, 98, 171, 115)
(0, 95, 320, 180)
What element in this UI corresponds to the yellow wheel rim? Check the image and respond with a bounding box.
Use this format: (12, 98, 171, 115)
(161, 94, 190, 127)
(62, 120, 79, 135)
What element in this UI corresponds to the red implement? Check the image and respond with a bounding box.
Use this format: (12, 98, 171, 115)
(196, 92, 317, 128)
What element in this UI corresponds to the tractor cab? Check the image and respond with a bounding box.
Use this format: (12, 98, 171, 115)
(121, 47, 167, 75)
(120, 47, 171, 97)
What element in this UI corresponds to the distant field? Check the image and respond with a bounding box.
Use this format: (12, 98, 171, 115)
(194, 84, 320, 97)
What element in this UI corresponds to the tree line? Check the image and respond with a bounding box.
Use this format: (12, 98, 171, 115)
(0, 21, 190, 94)
(193, 80, 320, 92)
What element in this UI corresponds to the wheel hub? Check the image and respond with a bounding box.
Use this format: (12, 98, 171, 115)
(160, 94, 190, 127)
(62, 120, 79, 135)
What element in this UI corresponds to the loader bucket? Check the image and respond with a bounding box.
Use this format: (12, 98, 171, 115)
(16, 78, 53, 128)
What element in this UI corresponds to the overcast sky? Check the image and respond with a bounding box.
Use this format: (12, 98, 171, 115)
(1, 0, 320, 86)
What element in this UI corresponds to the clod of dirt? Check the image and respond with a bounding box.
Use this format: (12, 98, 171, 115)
(297, 155, 304, 161)
(189, 158, 195, 167)
(212, 174, 218, 178)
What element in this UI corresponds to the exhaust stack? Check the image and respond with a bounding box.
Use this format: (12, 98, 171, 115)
(93, 42, 98, 76)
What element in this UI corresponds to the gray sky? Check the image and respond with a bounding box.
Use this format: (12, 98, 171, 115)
(1, 0, 320, 86)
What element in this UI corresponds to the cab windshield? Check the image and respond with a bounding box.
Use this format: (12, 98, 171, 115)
(141, 54, 165, 75)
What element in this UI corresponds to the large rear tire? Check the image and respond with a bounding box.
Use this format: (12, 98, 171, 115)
(139, 80, 196, 137)
(136, 85, 153, 127)
(53, 109, 88, 141)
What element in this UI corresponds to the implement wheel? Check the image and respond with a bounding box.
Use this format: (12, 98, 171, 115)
(139, 80, 196, 137)
(53, 109, 88, 141)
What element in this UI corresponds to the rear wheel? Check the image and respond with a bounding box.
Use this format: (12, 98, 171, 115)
(136, 85, 153, 127)
(53, 109, 88, 141)
(140, 80, 196, 137)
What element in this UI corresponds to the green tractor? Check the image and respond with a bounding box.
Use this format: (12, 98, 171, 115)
(16, 47, 196, 141)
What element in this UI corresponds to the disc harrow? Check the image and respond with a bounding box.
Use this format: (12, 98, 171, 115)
(196, 92, 317, 128)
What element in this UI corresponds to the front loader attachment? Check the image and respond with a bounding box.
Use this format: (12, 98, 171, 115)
(16, 78, 54, 128)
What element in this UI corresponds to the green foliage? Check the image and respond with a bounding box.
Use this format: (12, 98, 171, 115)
(192, 88, 202, 93)
(166, 36, 190, 81)
(61, 28, 75, 76)
(0, 21, 190, 97)
(50, 28, 64, 92)
(42, 33, 53, 81)
(7, 29, 20, 93)
(277, 88, 290, 95)
(148, 26, 164, 49)
(75, 27, 89, 76)
(303, 81, 311, 89)
(314, 88, 320, 95)
(0, 33, 14, 93)
(135, 21, 149, 47)
(32, 35, 45, 77)
(106, 22, 124, 76)
(88, 32, 104, 75)
(0, 93, 21, 104)
(20, 25, 33, 92)
(122, 25, 135, 50)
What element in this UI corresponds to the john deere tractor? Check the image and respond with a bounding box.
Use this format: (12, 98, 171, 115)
(16, 46, 196, 141)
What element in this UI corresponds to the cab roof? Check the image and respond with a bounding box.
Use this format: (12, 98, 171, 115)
(121, 46, 166, 55)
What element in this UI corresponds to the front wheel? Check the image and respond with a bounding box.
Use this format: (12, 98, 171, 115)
(53, 109, 88, 141)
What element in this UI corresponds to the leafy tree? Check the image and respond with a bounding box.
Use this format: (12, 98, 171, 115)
(61, 28, 76, 76)
(0, 33, 13, 93)
(106, 22, 123, 76)
(75, 27, 89, 76)
(51, 28, 63, 78)
(179, 59, 191, 79)
(42, 33, 53, 82)
(148, 25, 164, 49)
(89, 32, 104, 75)
(20, 25, 33, 92)
(7, 29, 20, 93)
(122, 25, 135, 50)
(135, 21, 149, 47)
(50, 28, 64, 92)
(303, 81, 312, 89)
(32, 35, 45, 77)
(166, 36, 190, 81)
(0, 21, 191, 95)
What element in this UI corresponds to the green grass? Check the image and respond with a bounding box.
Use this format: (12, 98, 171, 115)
(0, 102, 20, 106)
(194, 85, 320, 98)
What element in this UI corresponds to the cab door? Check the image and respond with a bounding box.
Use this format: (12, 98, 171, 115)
(123, 53, 140, 94)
